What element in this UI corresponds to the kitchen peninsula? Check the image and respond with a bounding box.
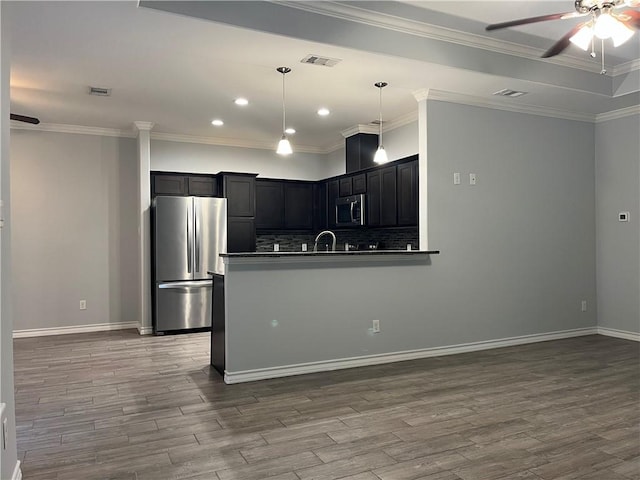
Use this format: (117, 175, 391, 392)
(212, 248, 439, 384)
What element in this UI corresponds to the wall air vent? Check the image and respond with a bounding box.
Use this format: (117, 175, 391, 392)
(88, 86, 111, 96)
(493, 88, 527, 98)
(300, 54, 342, 67)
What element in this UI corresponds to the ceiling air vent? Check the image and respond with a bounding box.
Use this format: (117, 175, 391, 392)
(300, 54, 341, 67)
(493, 88, 527, 98)
(88, 86, 111, 96)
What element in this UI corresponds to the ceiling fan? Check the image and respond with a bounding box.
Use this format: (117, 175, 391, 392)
(486, 0, 640, 63)
(10, 114, 40, 125)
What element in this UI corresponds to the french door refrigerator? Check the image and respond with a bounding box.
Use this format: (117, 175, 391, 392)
(152, 196, 226, 333)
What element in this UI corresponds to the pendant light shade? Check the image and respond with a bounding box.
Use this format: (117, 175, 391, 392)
(373, 82, 389, 165)
(276, 67, 293, 156)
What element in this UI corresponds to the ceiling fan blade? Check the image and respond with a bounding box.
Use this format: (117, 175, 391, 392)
(10, 113, 40, 124)
(621, 9, 640, 29)
(541, 23, 586, 58)
(486, 12, 575, 31)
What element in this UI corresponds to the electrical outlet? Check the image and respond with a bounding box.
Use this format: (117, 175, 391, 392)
(372, 319, 380, 333)
(302, 243, 308, 252)
(581, 300, 587, 312)
(79, 300, 87, 310)
(453, 172, 461, 185)
(274, 244, 280, 252)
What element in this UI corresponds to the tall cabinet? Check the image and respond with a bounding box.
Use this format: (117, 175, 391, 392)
(217, 173, 257, 253)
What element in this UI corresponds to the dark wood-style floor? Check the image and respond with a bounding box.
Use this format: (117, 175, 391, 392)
(13, 331, 639, 480)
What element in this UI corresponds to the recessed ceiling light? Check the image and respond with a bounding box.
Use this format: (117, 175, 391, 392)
(234, 98, 249, 106)
(317, 108, 330, 116)
(284, 127, 296, 135)
(211, 119, 224, 126)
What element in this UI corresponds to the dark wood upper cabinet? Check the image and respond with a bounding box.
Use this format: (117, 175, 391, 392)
(152, 174, 187, 196)
(352, 173, 366, 194)
(327, 180, 339, 228)
(380, 166, 397, 226)
(284, 183, 313, 229)
(346, 133, 378, 173)
(220, 174, 256, 217)
(397, 161, 418, 226)
(255, 181, 284, 229)
(338, 177, 352, 197)
(366, 171, 382, 227)
(187, 176, 217, 197)
(226, 217, 256, 253)
(314, 182, 328, 231)
(368, 166, 397, 226)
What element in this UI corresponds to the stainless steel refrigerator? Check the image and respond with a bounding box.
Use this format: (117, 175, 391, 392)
(152, 196, 226, 333)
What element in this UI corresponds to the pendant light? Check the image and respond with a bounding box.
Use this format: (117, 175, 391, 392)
(276, 67, 293, 156)
(373, 82, 389, 164)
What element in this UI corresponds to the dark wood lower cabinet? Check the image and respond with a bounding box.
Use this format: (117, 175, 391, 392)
(210, 274, 225, 375)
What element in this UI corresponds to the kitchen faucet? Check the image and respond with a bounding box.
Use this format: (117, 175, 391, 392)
(313, 230, 336, 252)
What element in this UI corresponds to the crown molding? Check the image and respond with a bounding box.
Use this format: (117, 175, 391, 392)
(426, 89, 596, 123)
(595, 105, 640, 122)
(133, 121, 155, 132)
(384, 110, 418, 131)
(611, 58, 640, 76)
(150, 132, 326, 154)
(340, 124, 379, 138)
(274, 1, 628, 75)
(9, 121, 137, 138)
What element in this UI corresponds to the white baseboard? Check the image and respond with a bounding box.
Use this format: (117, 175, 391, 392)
(12, 461, 22, 480)
(597, 327, 640, 342)
(224, 327, 598, 384)
(13, 322, 139, 338)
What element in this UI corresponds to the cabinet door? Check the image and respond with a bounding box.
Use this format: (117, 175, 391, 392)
(327, 180, 339, 228)
(284, 183, 313, 229)
(227, 217, 256, 253)
(338, 177, 353, 197)
(397, 161, 418, 226)
(223, 175, 256, 217)
(352, 174, 366, 194)
(255, 181, 284, 229)
(314, 182, 328, 231)
(188, 176, 217, 197)
(366, 171, 381, 226)
(153, 174, 187, 196)
(380, 166, 397, 226)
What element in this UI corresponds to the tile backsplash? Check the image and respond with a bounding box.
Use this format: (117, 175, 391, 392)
(256, 227, 418, 252)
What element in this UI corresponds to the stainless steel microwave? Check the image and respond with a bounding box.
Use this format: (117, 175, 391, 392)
(335, 194, 365, 226)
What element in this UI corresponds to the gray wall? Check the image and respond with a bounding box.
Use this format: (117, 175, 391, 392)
(595, 114, 640, 334)
(225, 101, 598, 372)
(151, 139, 333, 180)
(10, 130, 138, 331)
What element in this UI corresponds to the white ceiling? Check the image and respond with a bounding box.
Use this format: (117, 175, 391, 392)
(7, 1, 640, 153)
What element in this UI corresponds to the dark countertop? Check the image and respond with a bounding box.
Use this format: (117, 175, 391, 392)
(221, 250, 439, 258)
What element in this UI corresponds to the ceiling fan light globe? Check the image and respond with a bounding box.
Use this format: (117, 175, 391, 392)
(373, 146, 389, 164)
(610, 21, 635, 46)
(594, 13, 618, 39)
(276, 135, 293, 155)
(569, 24, 594, 50)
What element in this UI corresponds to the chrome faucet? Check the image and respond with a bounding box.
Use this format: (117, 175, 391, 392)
(313, 230, 336, 252)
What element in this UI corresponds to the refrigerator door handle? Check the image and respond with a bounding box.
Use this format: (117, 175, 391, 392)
(158, 280, 213, 289)
(186, 203, 192, 273)
(195, 200, 200, 272)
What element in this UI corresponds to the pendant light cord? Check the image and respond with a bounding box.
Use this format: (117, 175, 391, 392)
(282, 72, 286, 134)
(378, 86, 383, 147)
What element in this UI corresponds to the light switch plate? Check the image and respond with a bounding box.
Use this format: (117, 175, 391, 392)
(453, 172, 461, 185)
(469, 173, 477, 185)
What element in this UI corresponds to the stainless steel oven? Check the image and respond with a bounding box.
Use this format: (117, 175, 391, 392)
(335, 194, 365, 226)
